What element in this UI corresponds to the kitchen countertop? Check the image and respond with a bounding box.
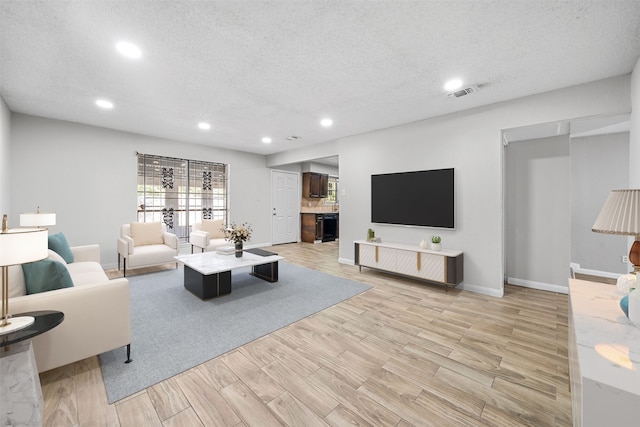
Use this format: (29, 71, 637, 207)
(300, 211, 339, 214)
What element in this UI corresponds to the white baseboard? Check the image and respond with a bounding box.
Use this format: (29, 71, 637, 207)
(338, 257, 355, 265)
(507, 277, 568, 294)
(456, 283, 504, 298)
(570, 263, 623, 280)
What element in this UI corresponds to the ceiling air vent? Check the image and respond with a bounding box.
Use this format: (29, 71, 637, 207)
(286, 135, 302, 141)
(446, 85, 478, 99)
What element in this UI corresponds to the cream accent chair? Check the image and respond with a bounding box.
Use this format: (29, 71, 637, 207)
(190, 219, 228, 253)
(117, 222, 179, 276)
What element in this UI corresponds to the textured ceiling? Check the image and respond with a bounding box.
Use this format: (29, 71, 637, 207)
(1, 1, 639, 155)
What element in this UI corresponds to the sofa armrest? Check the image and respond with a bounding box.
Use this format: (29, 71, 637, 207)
(9, 278, 131, 373)
(190, 230, 210, 250)
(117, 236, 134, 256)
(163, 232, 178, 249)
(71, 244, 100, 263)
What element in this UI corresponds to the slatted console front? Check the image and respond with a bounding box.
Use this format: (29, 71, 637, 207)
(354, 240, 463, 289)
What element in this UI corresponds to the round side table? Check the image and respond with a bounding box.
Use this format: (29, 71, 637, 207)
(1, 310, 64, 427)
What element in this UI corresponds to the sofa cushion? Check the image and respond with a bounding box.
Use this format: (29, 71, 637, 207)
(8, 265, 26, 297)
(7, 250, 68, 298)
(66, 262, 109, 286)
(201, 219, 225, 238)
(49, 233, 74, 263)
(130, 222, 163, 247)
(22, 259, 74, 295)
(47, 249, 67, 265)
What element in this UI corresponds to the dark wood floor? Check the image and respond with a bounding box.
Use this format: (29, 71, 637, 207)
(40, 241, 572, 426)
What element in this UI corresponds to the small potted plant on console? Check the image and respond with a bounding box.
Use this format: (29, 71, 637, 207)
(431, 235, 442, 251)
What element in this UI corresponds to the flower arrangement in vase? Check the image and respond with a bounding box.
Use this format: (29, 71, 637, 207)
(222, 222, 252, 257)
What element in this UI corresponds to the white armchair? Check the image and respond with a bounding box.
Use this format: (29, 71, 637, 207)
(190, 219, 228, 253)
(117, 222, 179, 276)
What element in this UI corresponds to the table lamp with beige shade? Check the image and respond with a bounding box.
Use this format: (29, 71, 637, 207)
(20, 206, 56, 228)
(592, 189, 640, 326)
(0, 214, 49, 335)
(592, 189, 640, 272)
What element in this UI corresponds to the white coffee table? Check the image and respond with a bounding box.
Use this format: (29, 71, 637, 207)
(175, 248, 283, 299)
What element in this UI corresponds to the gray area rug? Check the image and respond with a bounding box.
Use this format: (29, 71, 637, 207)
(98, 261, 371, 403)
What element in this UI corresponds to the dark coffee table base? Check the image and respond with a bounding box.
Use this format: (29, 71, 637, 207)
(246, 248, 279, 283)
(184, 265, 231, 299)
(183, 249, 281, 300)
(251, 261, 279, 282)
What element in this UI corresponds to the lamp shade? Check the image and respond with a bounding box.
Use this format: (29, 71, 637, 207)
(0, 228, 48, 266)
(20, 212, 56, 227)
(592, 189, 640, 236)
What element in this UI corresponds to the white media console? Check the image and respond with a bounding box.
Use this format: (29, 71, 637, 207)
(354, 240, 463, 289)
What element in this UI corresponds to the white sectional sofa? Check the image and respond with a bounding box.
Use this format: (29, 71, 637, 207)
(190, 219, 229, 252)
(8, 244, 131, 373)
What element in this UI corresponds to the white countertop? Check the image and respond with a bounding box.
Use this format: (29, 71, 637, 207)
(569, 278, 640, 396)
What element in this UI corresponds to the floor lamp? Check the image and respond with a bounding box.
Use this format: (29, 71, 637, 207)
(0, 214, 48, 335)
(592, 189, 640, 272)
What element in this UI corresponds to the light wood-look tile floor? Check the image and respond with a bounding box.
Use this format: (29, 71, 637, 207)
(40, 241, 572, 426)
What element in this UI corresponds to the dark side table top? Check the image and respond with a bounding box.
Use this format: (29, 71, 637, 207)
(0, 310, 64, 347)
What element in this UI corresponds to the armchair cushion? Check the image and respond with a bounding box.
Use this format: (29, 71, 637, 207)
(200, 219, 225, 238)
(48, 232, 74, 263)
(130, 221, 163, 246)
(23, 259, 74, 295)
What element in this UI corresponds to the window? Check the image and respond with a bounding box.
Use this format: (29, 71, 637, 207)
(137, 154, 227, 242)
(325, 176, 339, 205)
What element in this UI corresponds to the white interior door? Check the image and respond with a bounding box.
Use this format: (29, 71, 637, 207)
(271, 170, 299, 245)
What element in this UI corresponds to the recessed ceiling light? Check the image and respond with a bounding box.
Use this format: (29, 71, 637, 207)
(262, 137, 272, 144)
(320, 118, 333, 127)
(198, 122, 211, 130)
(116, 41, 142, 59)
(444, 78, 463, 92)
(95, 99, 114, 109)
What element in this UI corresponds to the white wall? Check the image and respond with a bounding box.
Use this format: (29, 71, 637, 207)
(267, 141, 338, 168)
(0, 96, 10, 216)
(7, 73, 634, 294)
(337, 76, 631, 297)
(9, 114, 271, 268)
(300, 162, 338, 177)
(631, 57, 640, 187)
(505, 135, 570, 291)
(571, 132, 629, 275)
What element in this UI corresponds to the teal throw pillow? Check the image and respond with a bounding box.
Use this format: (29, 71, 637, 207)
(23, 259, 74, 295)
(48, 233, 74, 263)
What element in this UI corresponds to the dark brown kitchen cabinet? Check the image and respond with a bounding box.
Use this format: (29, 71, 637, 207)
(301, 213, 338, 243)
(301, 213, 322, 242)
(302, 172, 328, 198)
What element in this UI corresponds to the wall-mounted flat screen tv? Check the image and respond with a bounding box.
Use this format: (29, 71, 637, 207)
(371, 168, 454, 228)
